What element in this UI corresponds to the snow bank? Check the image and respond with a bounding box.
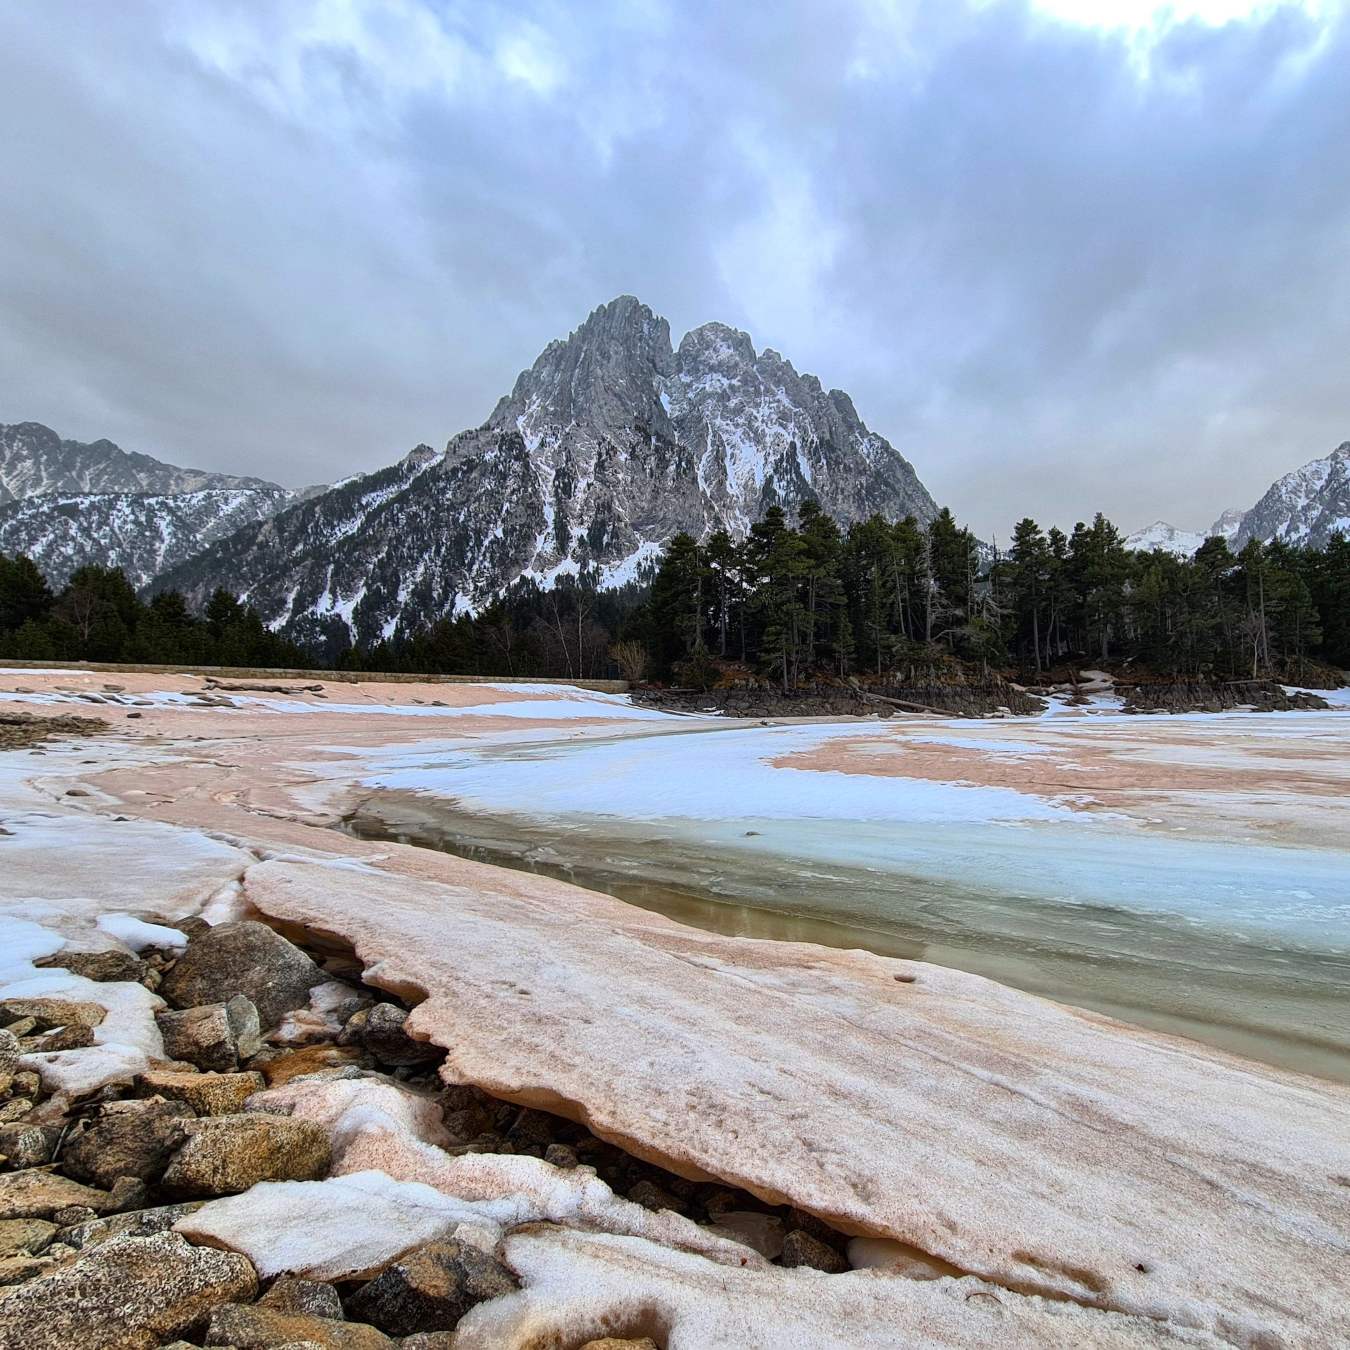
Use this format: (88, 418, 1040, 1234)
(453, 1228, 1224, 1349)
(238, 856, 1350, 1346)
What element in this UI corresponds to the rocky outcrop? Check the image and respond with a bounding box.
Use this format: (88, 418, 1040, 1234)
(1120, 679, 1331, 714)
(155, 297, 937, 645)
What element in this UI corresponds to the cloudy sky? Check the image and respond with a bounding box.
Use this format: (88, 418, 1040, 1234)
(1, 1, 1346, 538)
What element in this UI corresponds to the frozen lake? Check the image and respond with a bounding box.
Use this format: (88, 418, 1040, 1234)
(344, 712, 1350, 1082)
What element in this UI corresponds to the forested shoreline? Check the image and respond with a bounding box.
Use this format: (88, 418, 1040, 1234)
(2, 502, 1346, 686)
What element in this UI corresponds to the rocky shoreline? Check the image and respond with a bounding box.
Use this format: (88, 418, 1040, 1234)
(3, 911, 841, 1347)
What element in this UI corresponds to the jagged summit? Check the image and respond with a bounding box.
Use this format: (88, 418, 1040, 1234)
(157, 296, 937, 646)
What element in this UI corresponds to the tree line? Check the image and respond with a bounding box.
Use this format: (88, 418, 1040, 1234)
(1, 503, 1346, 685)
(641, 506, 1348, 687)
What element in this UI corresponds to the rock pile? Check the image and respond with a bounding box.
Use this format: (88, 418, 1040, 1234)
(0, 911, 851, 1346)
(1119, 678, 1331, 714)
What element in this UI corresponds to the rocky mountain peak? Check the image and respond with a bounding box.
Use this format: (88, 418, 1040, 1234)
(156, 297, 939, 646)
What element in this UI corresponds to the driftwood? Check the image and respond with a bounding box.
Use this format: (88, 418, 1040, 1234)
(203, 679, 325, 695)
(847, 681, 952, 717)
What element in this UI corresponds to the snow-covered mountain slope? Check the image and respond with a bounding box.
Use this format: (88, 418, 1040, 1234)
(1125, 521, 1208, 555)
(0, 487, 296, 589)
(156, 296, 938, 646)
(1232, 442, 1350, 550)
(0, 421, 280, 505)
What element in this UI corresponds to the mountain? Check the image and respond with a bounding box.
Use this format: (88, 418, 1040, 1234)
(0, 487, 297, 589)
(0, 421, 279, 504)
(1232, 442, 1350, 550)
(1125, 521, 1209, 556)
(156, 296, 937, 646)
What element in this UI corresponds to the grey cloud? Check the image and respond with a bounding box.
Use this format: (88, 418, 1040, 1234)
(0, 1, 1345, 540)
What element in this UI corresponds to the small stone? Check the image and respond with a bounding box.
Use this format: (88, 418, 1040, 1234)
(628, 1179, 683, 1214)
(159, 920, 326, 1031)
(504, 1107, 558, 1149)
(34, 950, 147, 983)
(136, 1068, 265, 1116)
(161, 1113, 331, 1197)
(578, 1340, 662, 1350)
(710, 1210, 786, 1260)
(0, 1169, 117, 1220)
(346, 1238, 518, 1336)
(108, 1176, 151, 1212)
(0, 1028, 18, 1094)
(4, 1017, 37, 1038)
(0, 998, 105, 1033)
(360, 1003, 442, 1067)
(0, 1122, 60, 1168)
(335, 1006, 369, 1047)
(51, 1205, 99, 1226)
(11, 1070, 40, 1098)
(157, 996, 262, 1071)
(544, 1143, 578, 1169)
(781, 1228, 848, 1272)
(63, 1099, 195, 1188)
(260, 1044, 364, 1087)
(0, 1098, 32, 1123)
(260, 1274, 346, 1319)
(0, 1251, 64, 1284)
(0, 1230, 257, 1349)
(0, 1217, 58, 1256)
(60, 1200, 205, 1251)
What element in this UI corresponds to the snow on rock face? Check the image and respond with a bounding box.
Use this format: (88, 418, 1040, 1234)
(453, 1228, 1226, 1350)
(0, 486, 297, 589)
(1233, 440, 1350, 550)
(1124, 522, 1207, 556)
(155, 297, 937, 645)
(238, 855, 1350, 1347)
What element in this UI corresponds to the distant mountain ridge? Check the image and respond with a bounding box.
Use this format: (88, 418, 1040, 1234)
(1128, 443, 1349, 556)
(0, 420, 279, 504)
(0, 488, 297, 589)
(1232, 441, 1350, 550)
(155, 296, 938, 646)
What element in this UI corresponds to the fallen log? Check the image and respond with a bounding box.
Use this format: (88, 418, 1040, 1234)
(846, 681, 951, 716)
(203, 680, 325, 695)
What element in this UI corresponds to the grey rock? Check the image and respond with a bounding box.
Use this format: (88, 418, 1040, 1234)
(63, 1098, 195, 1188)
(0, 1168, 118, 1220)
(0, 1027, 19, 1094)
(159, 921, 325, 1030)
(34, 949, 147, 983)
(260, 1274, 345, 1319)
(0, 1216, 58, 1256)
(60, 1200, 205, 1251)
(207, 1302, 394, 1347)
(0, 1229, 258, 1350)
(781, 1228, 848, 1273)
(136, 1068, 266, 1116)
(157, 996, 262, 1071)
(361, 1003, 441, 1067)
(161, 1113, 331, 1196)
(345, 1238, 518, 1336)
